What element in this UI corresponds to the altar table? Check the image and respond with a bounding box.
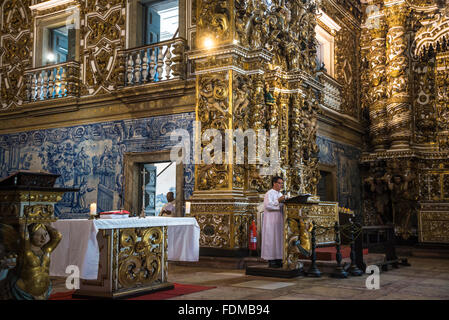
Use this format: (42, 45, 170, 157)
(50, 217, 199, 298)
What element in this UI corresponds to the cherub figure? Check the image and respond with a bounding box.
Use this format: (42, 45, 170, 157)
(11, 223, 61, 300)
(364, 172, 391, 225)
(295, 219, 313, 257)
(385, 171, 415, 239)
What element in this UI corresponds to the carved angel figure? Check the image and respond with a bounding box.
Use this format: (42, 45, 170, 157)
(295, 219, 313, 257)
(9, 223, 62, 300)
(385, 172, 415, 239)
(364, 173, 391, 225)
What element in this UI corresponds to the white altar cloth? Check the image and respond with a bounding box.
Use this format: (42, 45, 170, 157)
(50, 217, 200, 280)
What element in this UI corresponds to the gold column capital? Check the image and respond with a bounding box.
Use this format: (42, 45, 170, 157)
(384, 2, 409, 27)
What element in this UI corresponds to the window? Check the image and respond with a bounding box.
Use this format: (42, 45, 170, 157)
(142, 0, 179, 45)
(48, 25, 76, 64)
(315, 24, 335, 77)
(127, 0, 186, 49)
(34, 8, 80, 67)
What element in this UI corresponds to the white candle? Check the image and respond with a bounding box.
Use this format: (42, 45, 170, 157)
(185, 201, 191, 214)
(90, 203, 97, 216)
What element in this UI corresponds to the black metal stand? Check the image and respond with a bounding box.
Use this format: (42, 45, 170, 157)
(331, 221, 348, 278)
(348, 219, 363, 276)
(306, 221, 321, 277)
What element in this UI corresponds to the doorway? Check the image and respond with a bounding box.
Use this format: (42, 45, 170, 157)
(317, 164, 337, 202)
(142, 162, 177, 216)
(124, 150, 184, 216)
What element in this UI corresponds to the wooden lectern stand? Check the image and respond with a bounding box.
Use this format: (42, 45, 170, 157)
(246, 195, 339, 278)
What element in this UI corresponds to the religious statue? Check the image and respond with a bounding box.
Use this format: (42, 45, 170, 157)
(364, 172, 391, 225)
(295, 219, 313, 257)
(385, 172, 415, 239)
(10, 223, 62, 300)
(264, 82, 276, 106)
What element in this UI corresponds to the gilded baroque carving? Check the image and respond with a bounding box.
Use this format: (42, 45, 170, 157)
(194, 213, 230, 248)
(232, 213, 251, 248)
(117, 227, 163, 289)
(385, 4, 412, 148)
(0, 0, 32, 109)
(435, 54, 449, 150)
(413, 56, 437, 145)
(196, 72, 230, 190)
(197, 0, 231, 45)
(82, 1, 126, 95)
(284, 202, 338, 269)
(364, 16, 389, 150)
(419, 207, 449, 243)
(23, 204, 54, 219)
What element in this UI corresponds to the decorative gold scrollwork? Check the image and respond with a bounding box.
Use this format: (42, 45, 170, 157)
(141, 227, 163, 246)
(23, 204, 53, 219)
(117, 227, 163, 289)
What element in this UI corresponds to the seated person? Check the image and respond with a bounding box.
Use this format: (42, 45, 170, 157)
(159, 192, 175, 217)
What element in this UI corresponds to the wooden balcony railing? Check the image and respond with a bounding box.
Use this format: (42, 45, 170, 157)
(121, 38, 187, 87)
(317, 71, 343, 112)
(24, 61, 80, 102)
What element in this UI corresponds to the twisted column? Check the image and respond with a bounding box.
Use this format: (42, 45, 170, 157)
(367, 17, 389, 151)
(385, 2, 411, 150)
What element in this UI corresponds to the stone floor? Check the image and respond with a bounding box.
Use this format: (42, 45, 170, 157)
(51, 256, 449, 300)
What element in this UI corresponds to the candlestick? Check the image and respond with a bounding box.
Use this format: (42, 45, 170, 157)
(90, 203, 97, 216)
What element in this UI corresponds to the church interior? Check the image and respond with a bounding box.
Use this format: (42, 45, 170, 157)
(0, 0, 449, 301)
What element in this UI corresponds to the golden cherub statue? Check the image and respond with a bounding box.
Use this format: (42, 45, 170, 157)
(295, 219, 313, 257)
(10, 223, 62, 300)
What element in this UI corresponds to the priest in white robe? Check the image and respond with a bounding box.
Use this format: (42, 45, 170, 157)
(261, 176, 285, 268)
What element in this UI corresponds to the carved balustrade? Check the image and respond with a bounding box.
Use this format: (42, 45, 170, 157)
(317, 71, 343, 112)
(122, 38, 187, 87)
(24, 61, 80, 102)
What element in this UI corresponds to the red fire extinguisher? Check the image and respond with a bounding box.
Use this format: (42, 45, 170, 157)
(249, 220, 257, 251)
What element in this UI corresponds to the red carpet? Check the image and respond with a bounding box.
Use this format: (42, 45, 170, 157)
(299, 246, 369, 261)
(49, 283, 215, 300)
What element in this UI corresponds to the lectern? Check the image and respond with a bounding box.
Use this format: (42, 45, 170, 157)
(283, 196, 339, 270)
(0, 170, 78, 226)
(246, 194, 339, 278)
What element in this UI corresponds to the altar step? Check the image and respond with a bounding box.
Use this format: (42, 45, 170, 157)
(172, 252, 386, 273)
(298, 246, 369, 261)
(395, 245, 449, 260)
(172, 254, 264, 270)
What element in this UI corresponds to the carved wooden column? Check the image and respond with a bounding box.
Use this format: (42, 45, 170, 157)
(435, 53, 449, 151)
(366, 15, 389, 151)
(189, 0, 271, 256)
(385, 1, 411, 150)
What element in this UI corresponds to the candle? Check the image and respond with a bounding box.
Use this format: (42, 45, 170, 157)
(185, 201, 191, 214)
(90, 203, 97, 216)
